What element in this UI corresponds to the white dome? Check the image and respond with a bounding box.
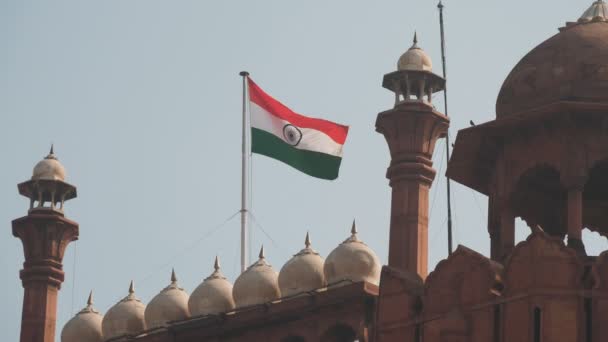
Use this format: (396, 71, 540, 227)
(189, 256, 236, 316)
(397, 33, 433, 72)
(233, 246, 281, 308)
(324, 221, 381, 286)
(61, 292, 103, 342)
(144, 270, 190, 329)
(102, 281, 146, 339)
(32, 146, 66, 181)
(279, 232, 326, 297)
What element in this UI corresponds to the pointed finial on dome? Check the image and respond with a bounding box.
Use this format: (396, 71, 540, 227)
(214, 255, 221, 271)
(413, 31, 418, 45)
(129, 280, 135, 294)
(171, 268, 177, 283)
(351, 219, 358, 236)
(259, 245, 265, 259)
(305, 231, 311, 248)
(87, 290, 93, 306)
(78, 290, 99, 314)
(45, 144, 57, 160)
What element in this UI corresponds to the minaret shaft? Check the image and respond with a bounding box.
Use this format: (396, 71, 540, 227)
(12, 148, 78, 342)
(377, 101, 448, 279)
(13, 212, 78, 342)
(388, 180, 431, 278)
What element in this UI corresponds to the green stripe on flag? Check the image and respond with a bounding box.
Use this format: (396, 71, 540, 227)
(251, 128, 342, 180)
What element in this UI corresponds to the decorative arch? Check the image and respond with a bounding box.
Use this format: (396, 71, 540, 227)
(320, 323, 358, 342)
(508, 164, 567, 238)
(424, 245, 503, 316)
(503, 231, 583, 295)
(583, 158, 608, 238)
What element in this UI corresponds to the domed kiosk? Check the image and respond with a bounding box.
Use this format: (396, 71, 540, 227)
(233, 246, 281, 308)
(189, 256, 236, 316)
(61, 292, 103, 342)
(278, 232, 326, 297)
(497, 14, 608, 117)
(145, 270, 190, 329)
(324, 221, 381, 286)
(102, 281, 146, 339)
(448, 1, 608, 260)
(397, 32, 433, 72)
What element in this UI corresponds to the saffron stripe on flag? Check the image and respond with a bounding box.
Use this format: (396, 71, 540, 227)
(248, 78, 349, 145)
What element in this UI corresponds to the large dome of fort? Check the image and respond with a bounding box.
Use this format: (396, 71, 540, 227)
(497, 18, 608, 117)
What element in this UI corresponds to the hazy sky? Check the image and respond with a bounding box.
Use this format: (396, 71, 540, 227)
(2, 1, 607, 341)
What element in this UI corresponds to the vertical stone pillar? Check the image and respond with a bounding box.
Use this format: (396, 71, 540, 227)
(567, 188, 583, 240)
(562, 172, 586, 255)
(488, 195, 502, 261)
(376, 102, 449, 278)
(500, 207, 515, 261)
(566, 186, 586, 255)
(13, 212, 79, 342)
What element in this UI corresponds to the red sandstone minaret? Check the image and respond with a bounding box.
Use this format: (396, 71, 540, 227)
(376, 34, 449, 279)
(12, 146, 79, 342)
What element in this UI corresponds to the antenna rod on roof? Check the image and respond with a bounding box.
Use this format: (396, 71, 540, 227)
(438, 0, 454, 256)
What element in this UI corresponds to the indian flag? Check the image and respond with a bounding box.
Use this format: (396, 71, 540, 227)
(248, 78, 349, 180)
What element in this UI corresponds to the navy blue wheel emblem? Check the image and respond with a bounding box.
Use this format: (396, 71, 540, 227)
(282, 124, 303, 146)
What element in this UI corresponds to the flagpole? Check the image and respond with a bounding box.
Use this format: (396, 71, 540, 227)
(239, 71, 250, 273)
(437, 1, 454, 256)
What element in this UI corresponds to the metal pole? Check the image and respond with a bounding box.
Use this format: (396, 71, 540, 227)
(239, 71, 250, 272)
(438, 1, 454, 255)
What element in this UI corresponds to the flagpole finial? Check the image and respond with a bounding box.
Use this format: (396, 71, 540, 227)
(259, 245, 265, 259)
(305, 231, 311, 248)
(214, 255, 221, 271)
(239, 71, 250, 77)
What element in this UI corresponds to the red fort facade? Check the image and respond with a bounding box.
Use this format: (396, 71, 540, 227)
(11, 2, 608, 342)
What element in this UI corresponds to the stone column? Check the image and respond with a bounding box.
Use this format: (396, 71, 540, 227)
(567, 188, 583, 240)
(376, 102, 449, 279)
(499, 207, 515, 261)
(488, 195, 502, 261)
(566, 186, 586, 255)
(12, 211, 79, 342)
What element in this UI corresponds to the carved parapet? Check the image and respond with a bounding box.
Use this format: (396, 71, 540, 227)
(424, 246, 503, 317)
(503, 231, 583, 295)
(375, 266, 423, 342)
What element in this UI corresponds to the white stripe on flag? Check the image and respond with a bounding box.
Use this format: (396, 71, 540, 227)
(250, 102, 344, 157)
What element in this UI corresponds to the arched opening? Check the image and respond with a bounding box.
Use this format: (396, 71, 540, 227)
(280, 336, 306, 342)
(510, 166, 566, 238)
(320, 323, 358, 342)
(584, 159, 608, 239)
(514, 217, 530, 246)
